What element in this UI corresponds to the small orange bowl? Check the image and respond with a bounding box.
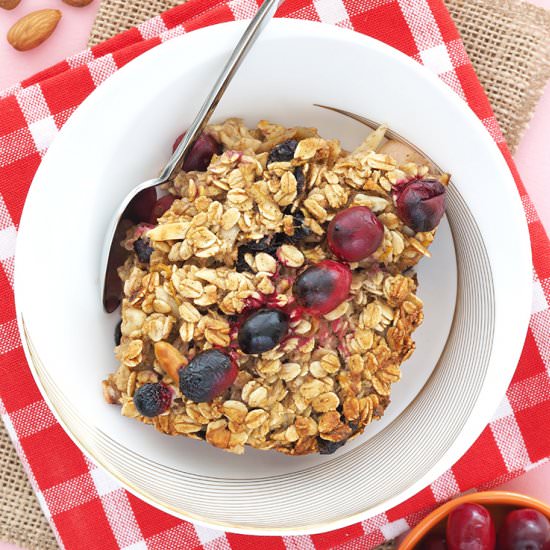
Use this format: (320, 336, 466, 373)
(399, 491, 550, 549)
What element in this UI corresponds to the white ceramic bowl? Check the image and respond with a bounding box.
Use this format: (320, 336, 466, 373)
(15, 19, 531, 535)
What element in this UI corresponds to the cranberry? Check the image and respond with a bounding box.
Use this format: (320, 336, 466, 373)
(149, 195, 175, 224)
(447, 503, 496, 550)
(268, 139, 298, 164)
(172, 132, 221, 172)
(327, 206, 384, 261)
(395, 178, 446, 232)
(421, 534, 448, 550)
(238, 309, 289, 354)
(133, 383, 173, 417)
(179, 350, 237, 402)
(126, 187, 157, 224)
(293, 260, 352, 316)
(498, 509, 550, 550)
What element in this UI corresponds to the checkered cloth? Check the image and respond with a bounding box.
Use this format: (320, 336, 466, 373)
(0, 0, 549, 548)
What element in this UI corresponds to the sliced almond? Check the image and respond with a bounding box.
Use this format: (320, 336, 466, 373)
(147, 222, 189, 241)
(154, 341, 187, 383)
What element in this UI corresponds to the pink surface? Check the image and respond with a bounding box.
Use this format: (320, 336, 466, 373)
(498, 462, 550, 502)
(515, 80, 550, 236)
(0, 1, 549, 546)
(0, 0, 100, 91)
(505, 0, 550, 236)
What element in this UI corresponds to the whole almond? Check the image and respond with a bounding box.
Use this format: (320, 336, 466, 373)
(7, 9, 62, 51)
(0, 0, 21, 11)
(62, 0, 94, 6)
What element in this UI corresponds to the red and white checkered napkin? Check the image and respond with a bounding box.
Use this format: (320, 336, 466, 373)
(0, 0, 549, 548)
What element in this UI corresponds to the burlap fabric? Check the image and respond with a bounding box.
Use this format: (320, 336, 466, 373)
(2, 0, 550, 548)
(0, 422, 58, 549)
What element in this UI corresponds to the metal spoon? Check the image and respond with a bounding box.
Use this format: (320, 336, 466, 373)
(101, 0, 283, 312)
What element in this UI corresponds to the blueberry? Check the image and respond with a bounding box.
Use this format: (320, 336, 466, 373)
(268, 139, 298, 164)
(134, 237, 154, 263)
(179, 350, 237, 402)
(317, 437, 347, 455)
(133, 383, 172, 417)
(238, 308, 289, 354)
(114, 320, 122, 346)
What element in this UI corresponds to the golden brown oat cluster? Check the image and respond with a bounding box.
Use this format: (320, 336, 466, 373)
(103, 119, 447, 455)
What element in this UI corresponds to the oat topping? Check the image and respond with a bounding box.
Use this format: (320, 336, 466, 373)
(104, 119, 447, 455)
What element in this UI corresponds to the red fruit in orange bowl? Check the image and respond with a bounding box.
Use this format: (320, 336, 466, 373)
(498, 509, 550, 550)
(447, 503, 496, 550)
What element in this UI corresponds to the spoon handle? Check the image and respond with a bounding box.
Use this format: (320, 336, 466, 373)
(159, 0, 283, 182)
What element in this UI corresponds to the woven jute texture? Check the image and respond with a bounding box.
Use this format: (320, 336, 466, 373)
(88, 0, 550, 152)
(1, 1, 550, 548)
(0, 419, 58, 549)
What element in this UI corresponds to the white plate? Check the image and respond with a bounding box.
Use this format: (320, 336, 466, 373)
(15, 19, 531, 534)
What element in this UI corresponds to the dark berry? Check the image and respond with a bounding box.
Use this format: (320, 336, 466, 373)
(327, 206, 384, 262)
(294, 166, 305, 195)
(133, 237, 154, 263)
(318, 437, 347, 455)
(288, 209, 312, 242)
(348, 421, 359, 433)
(149, 194, 175, 224)
(179, 350, 237, 402)
(244, 236, 274, 254)
(126, 187, 157, 224)
(395, 178, 446, 232)
(236, 248, 252, 273)
(268, 139, 298, 164)
(114, 320, 122, 345)
(271, 232, 289, 248)
(498, 509, 550, 550)
(275, 209, 312, 245)
(133, 383, 173, 417)
(172, 132, 222, 172)
(293, 260, 352, 316)
(236, 236, 277, 273)
(238, 308, 289, 354)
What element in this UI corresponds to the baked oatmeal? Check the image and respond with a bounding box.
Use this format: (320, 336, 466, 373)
(103, 119, 448, 455)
